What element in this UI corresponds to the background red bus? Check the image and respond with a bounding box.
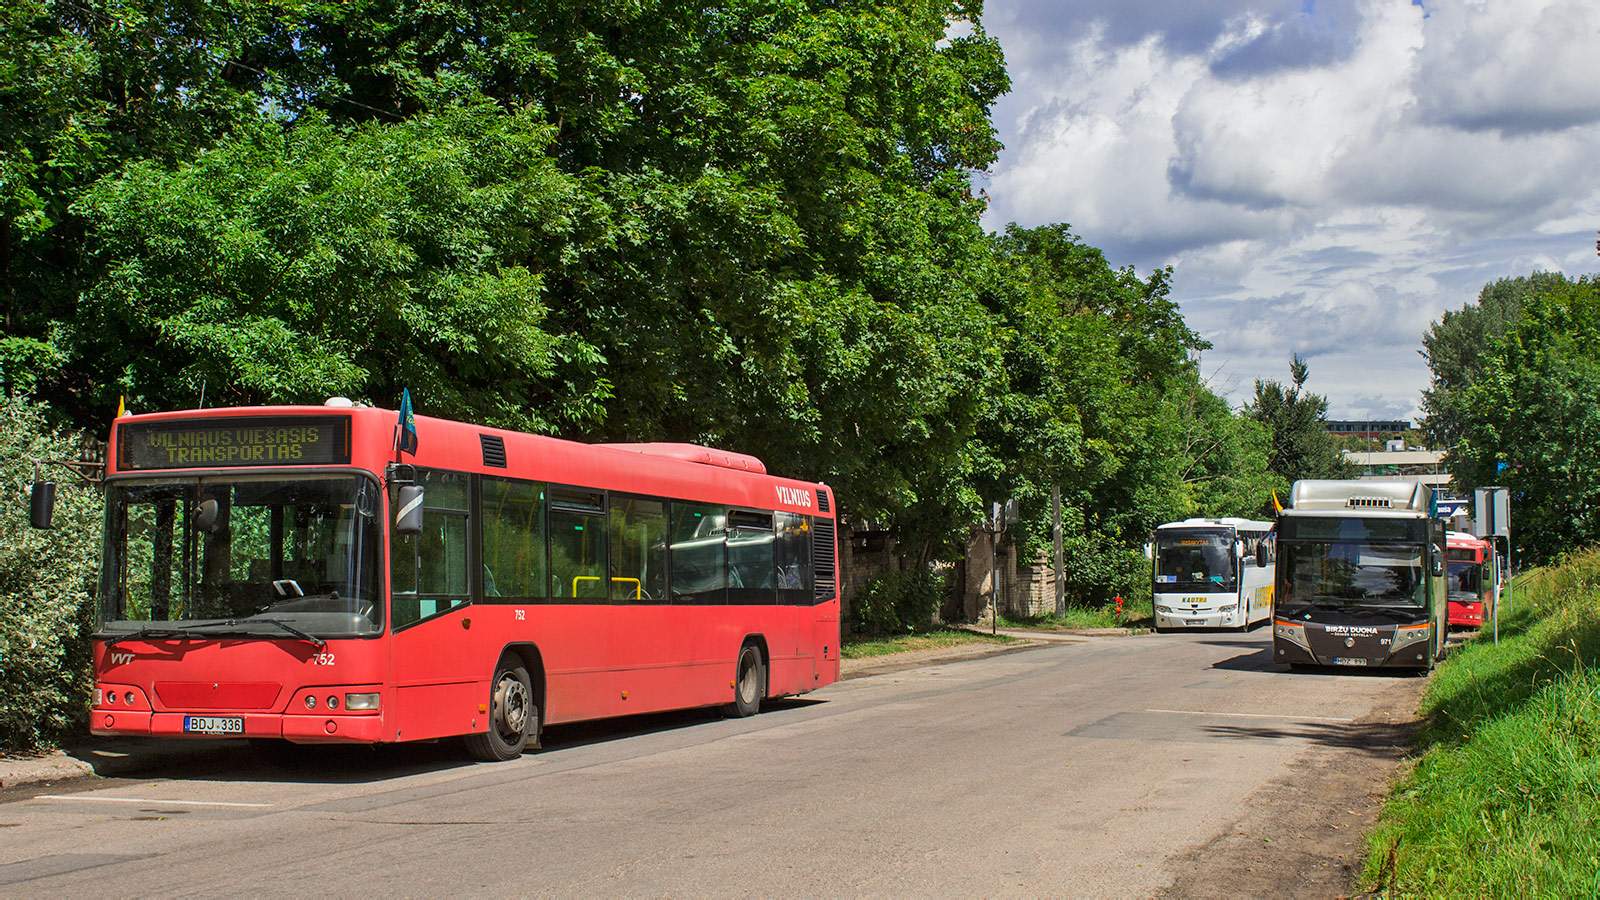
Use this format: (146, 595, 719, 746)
(90, 403, 840, 760)
(1445, 530, 1493, 629)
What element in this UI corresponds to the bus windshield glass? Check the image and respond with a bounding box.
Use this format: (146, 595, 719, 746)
(102, 474, 381, 637)
(1154, 530, 1235, 591)
(1447, 559, 1482, 600)
(1278, 538, 1427, 611)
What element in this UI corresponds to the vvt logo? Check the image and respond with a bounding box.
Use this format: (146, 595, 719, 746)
(110, 652, 136, 666)
(775, 486, 814, 508)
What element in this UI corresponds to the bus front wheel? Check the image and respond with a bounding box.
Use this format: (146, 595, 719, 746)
(466, 655, 536, 761)
(728, 644, 765, 718)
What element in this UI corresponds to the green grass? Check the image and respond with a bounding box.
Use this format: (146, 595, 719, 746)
(841, 628, 1017, 660)
(1361, 547, 1600, 897)
(997, 595, 1154, 631)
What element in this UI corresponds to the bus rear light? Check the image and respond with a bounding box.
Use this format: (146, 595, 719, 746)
(344, 693, 380, 711)
(326, 695, 340, 709)
(304, 695, 318, 710)
(124, 692, 136, 705)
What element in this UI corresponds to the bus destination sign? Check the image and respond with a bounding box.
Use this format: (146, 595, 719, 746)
(117, 416, 352, 470)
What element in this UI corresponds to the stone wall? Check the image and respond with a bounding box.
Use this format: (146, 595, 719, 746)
(838, 524, 1061, 629)
(960, 531, 1059, 622)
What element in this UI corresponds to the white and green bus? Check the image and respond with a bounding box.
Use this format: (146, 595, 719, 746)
(1270, 480, 1448, 671)
(1151, 517, 1275, 632)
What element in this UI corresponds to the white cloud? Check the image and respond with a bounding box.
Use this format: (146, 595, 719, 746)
(981, 0, 1600, 420)
(1415, 0, 1600, 134)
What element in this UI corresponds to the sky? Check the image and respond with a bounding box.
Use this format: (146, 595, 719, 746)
(976, 0, 1600, 422)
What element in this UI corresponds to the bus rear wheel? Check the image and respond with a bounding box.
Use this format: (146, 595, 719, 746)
(728, 644, 765, 718)
(465, 655, 536, 761)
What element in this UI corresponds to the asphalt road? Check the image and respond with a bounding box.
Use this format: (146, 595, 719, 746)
(0, 628, 1424, 898)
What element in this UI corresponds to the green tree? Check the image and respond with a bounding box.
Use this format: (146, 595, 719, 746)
(73, 104, 607, 431)
(4, 0, 1013, 550)
(971, 224, 1271, 604)
(0, 396, 100, 751)
(1447, 274, 1600, 564)
(1243, 354, 1354, 486)
(1419, 274, 1552, 451)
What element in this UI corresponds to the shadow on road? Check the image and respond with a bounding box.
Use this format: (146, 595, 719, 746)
(1209, 648, 1276, 671)
(1200, 718, 1415, 756)
(86, 697, 830, 788)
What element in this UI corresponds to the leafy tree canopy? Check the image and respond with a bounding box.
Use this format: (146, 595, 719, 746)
(1442, 273, 1600, 564)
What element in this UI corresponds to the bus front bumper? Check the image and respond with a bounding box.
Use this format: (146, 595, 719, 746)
(1154, 607, 1242, 629)
(1273, 620, 1432, 669)
(92, 709, 386, 744)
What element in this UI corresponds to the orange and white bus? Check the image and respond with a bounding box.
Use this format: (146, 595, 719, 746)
(53, 401, 840, 760)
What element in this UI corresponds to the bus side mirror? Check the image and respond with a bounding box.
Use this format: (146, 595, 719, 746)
(195, 498, 220, 533)
(1256, 552, 1269, 568)
(29, 481, 56, 529)
(396, 485, 424, 534)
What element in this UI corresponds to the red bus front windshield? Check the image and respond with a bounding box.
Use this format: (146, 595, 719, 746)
(101, 473, 381, 638)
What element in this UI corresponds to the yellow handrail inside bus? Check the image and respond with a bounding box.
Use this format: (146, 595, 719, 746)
(572, 576, 643, 599)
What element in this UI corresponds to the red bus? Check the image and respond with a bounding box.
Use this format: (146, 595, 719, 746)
(76, 402, 840, 760)
(1445, 530, 1493, 629)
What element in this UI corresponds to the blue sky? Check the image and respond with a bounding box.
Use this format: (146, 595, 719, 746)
(976, 0, 1600, 422)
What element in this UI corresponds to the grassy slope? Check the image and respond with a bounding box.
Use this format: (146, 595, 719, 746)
(1362, 548, 1600, 896)
(840, 629, 1017, 659)
(998, 595, 1155, 630)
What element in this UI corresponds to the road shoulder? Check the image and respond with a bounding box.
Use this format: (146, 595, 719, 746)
(1156, 673, 1426, 899)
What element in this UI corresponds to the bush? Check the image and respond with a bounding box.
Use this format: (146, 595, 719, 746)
(0, 397, 102, 752)
(849, 568, 947, 636)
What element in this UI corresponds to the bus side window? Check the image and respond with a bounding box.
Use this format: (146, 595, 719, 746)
(610, 496, 667, 603)
(549, 486, 607, 602)
(390, 469, 470, 629)
(774, 512, 813, 605)
(481, 476, 548, 601)
(726, 510, 776, 605)
(670, 502, 726, 604)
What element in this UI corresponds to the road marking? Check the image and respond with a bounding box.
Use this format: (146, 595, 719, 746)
(36, 795, 273, 808)
(1145, 708, 1355, 723)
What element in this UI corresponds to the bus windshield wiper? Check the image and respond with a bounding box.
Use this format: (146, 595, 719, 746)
(103, 627, 208, 649)
(232, 618, 327, 649)
(190, 618, 328, 649)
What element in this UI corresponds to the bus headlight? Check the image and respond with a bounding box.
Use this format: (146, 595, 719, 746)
(1391, 626, 1431, 649)
(1274, 621, 1311, 651)
(344, 692, 381, 711)
(1156, 605, 1172, 614)
(1219, 605, 1237, 614)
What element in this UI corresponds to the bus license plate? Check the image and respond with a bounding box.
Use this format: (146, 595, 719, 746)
(184, 716, 244, 734)
(1333, 657, 1369, 667)
(1185, 619, 1204, 626)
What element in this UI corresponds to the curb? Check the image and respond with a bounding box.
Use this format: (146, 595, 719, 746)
(840, 637, 1056, 680)
(1, 739, 249, 794)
